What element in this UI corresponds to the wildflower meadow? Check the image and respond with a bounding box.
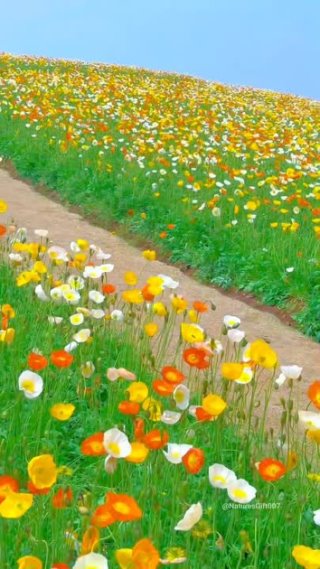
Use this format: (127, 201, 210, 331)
(1, 196, 320, 569)
(0, 54, 320, 338)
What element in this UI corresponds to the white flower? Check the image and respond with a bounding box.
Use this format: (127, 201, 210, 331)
(212, 207, 221, 217)
(158, 274, 180, 289)
(68, 275, 85, 290)
(73, 328, 91, 343)
(35, 284, 49, 302)
(34, 229, 48, 238)
(227, 329, 245, 343)
(212, 339, 223, 355)
(175, 503, 203, 531)
(275, 365, 302, 386)
(286, 267, 295, 273)
(48, 316, 64, 325)
(65, 341, 78, 352)
(70, 313, 84, 326)
(70, 241, 81, 253)
(173, 384, 190, 410)
(63, 289, 81, 305)
(235, 367, 254, 385)
(89, 290, 104, 304)
(223, 315, 241, 329)
(161, 410, 182, 425)
(227, 479, 257, 504)
(50, 286, 63, 301)
(96, 248, 111, 261)
(110, 309, 124, 321)
(81, 361, 95, 378)
(98, 263, 114, 274)
(209, 464, 237, 489)
(313, 509, 320, 526)
(9, 253, 23, 263)
(73, 552, 109, 569)
(163, 443, 193, 464)
(298, 410, 320, 430)
(18, 370, 43, 399)
(91, 309, 105, 319)
(48, 245, 68, 262)
(83, 266, 102, 279)
(104, 455, 118, 474)
(103, 428, 131, 458)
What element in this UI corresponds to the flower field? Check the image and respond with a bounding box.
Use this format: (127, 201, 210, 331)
(0, 54, 320, 338)
(1, 198, 320, 569)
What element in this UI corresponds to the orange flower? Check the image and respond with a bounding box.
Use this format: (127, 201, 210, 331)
(81, 526, 100, 554)
(0, 224, 7, 237)
(134, 418, 145, 441)
(161, 366, 185, 385)
(105, 492, 143, 522)
(159, 231, 167, 239)
(81, 432, 106, 456)
(152, 379, 175, 397)
(195, 407, 213, 422)
(308, 381, 320, 410)
(144, 429, 169, 450)
(92, 503, 116, 528)
(0, 475, 19, 503)
(257, 458, 286, 482)
(193, 300, 208, 313)
(27, 480, 51, 495)
(52, 564, 70, 569)
(102, 283, 117, 295)
(52, 487, 73, 509)
(182, 448, 205, 474)
(118, 401, 141, 415)
(51, 350, 74, 368)
(28, 352, 48, 371)
(141, 284, 155, 301)
(132, 538, 160, 569)
(183, 347, 210, 369)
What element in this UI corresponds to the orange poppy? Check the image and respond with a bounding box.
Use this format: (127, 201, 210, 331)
(81, 432, 106, 456)
(0, 475, 19, 503)
(91, 504, 116, 528)
(27, 480, 51, 495)
(102, 283, 117, 295)
(141, 284, 155, 302)
(193, 301, 208, 313)
(195, 407, 214, 422)
(51, 350, 74, 368)
(105, 492, 143, 523)
(52, 564, 70, 569)
(144, 429, 169, 450)
(183, 347, 210, 369)
(134, 418, 145, 441)
(52, 487, 73, 509)
(81, 526, 100, 554)
(152, 379, 175, 397)
(0, 225, 7, 237)
(182, 448, 205, 474)
(118, 401, 141, 415)
(28, 352, 48, 372)
(132, 538, 160, 569)
(257, 458, 286, 482)
(308, 381, 320, 410)
(161, 366, 185, 385)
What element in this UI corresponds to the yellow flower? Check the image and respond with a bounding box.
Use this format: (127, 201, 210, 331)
(188, 309, 198, 323)
(125, 442, 149, 464)
(18, 556, 43, 569)
(153, 302, 168, 317)
(0, 199, 8, 214)
(0, 491, 33, 519)
(77, 238, 89, 250)
(171, 295, 188, 313)
(248, 339, 278, 369)
(28, 454, 58, 489)
(1, 303, 15, 318)
(124, 271, 138, 286)
(127, 382, 149, 403)
(181, 323, 205, 343)
(202, 394, 227, 417)
(122, 289, 144, 304)
(32, 260, 47, 274)
(144, 322, 158, 337)
(116, 549, 133, 569)
(221, 363, 244, 381)
(16, 271, 33, 287)
(147, 276, 164, 296)
(142, 397, 162, 421)
(0, 328, 15, 344)
(307, 429, 320, 444)
(292, 545, 320, 569)
(50, 403, 75, 421)
(143, 249, 157, 261)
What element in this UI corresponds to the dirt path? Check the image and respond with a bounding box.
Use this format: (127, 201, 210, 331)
(1, 167, 319, 416)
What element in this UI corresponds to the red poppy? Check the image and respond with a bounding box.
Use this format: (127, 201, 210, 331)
(257, 458, 286, 482)
(52, 487, 73, 509)
(51, 350, 74, 368)
(183, 347, 210, 369)
(144, 429, 169, 450)
(152, 379, 175, 397)
(161, 366, 185, 385)
(118, 401, 141, 415)
(102, 283, 117, 295)
(28, 352, 48, 371)
(81, 432, 106, 456)
(52, 564, 70, 569)
(308, 381, 320, 410)
(182, 448, 205, 475)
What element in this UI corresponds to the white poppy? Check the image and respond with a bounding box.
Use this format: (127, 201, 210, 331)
(163, 443, 193, 464)
(235, 367, 253, 385)
(83, 266, 102, 279)
(161, 410, 182, 425)
(98, 264, 114, 274)
(34, 229, 48, 238)
(48, 316, 64, 325)
(65, 341, 78, 353)
(73, 552, 109, 569)
(209, 464, 237, 489)
(35, 284, 49, 302)
(89, 290, 104, 304)
(70, 313, 84, 326)
(223, 315, 241, 329)
(158, 274, 180, 289)
(103, 428, 131, 458)
(313, 509, 320, 526)
(104, 455, 118, 474)
(110, 309, 124, 321)
(96, 248, 111, 261)
(63, 289, 81, 305)
(175, 502, 203, 531)
(173, 384, 190, 410)
(81, 361, 95, 379)
(18, 370, 43, 399)
(227, 329, 245, 343)
(48, 245, 68, 262)
(227, 479, 257, 504)
(68, 275, 85, 290)
(73, 329, 91, 343)
(91, 309, 105, 319)
(50, 286, 63, 301)
(298, 410, 320, 430)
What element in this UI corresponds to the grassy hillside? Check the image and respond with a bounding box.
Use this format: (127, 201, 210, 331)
(0, 54, 320, 337)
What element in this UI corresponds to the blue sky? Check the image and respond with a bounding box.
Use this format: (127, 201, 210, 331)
(1, 0, 319, 100)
